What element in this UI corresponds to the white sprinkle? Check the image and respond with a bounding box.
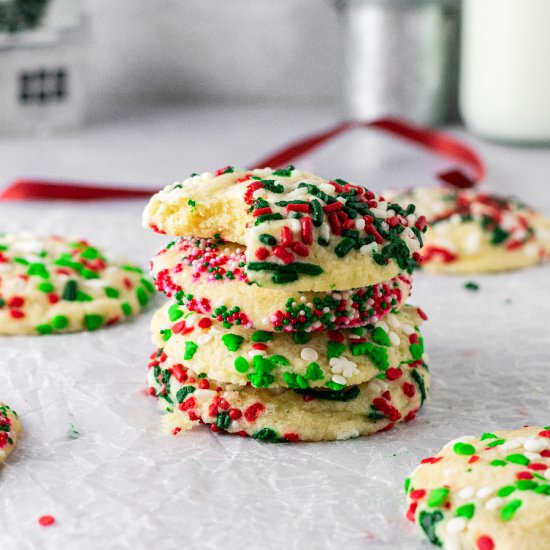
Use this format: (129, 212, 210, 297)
(485, 497, 504, 510)
(446, 517, 467, 533)
(501, 439, 522, 451)
(301, 348, 318, 362)
(375, 320, 389, 332)
(331, 374, 347, 385)
(367, 378, 387, 395)
(354, 218, 366, 231)
(524, 438, 548, 453)
(336, 197, 346, 204)
(248, 350, 266, 358)
(476, 486, 494, 499)
(319, 183, 336, 195)
(402, 324, 415, 335)
(387, 315, 401, 329)
(525, 451, 541, 461)
(320, 222, 331, 242)
(458, 486, 475, 499)
(389, 332, 400, 346)
(545, 470, 550, 481)
(197, 334, 212, 345)
(360, 243, 378, 256)
(300, 296, 307, 303)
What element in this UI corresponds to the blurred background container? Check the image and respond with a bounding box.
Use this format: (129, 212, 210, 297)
(0, 0, 548, 144)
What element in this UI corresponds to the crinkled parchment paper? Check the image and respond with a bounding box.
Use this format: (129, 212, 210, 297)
(0, 200, 549, 550)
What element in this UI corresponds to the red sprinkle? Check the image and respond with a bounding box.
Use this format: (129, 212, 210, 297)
(420, 456, 443, 465)
(253, 207, 272, 217)
(410, 489, 426, 500)
(229, 408, 242, 420)
(516, 471, 533, 480)
(255, 247, 270, 260)
(283, 432, 300, 442)
(197, 318, 212, 329)
(38, 515, 55, 527)
(300, 216, 313, 245)
(476, 535, 495, 550)
(272, 246, 294, 264)
(291, 242, 309, 257)
(386, 368, 402, 381)
(538, 430, 550, 438)
(286, 203, 310, 213)
(244, 402, 265, 422)
(197, 379, 210, 390)
(328, 330, 345, 342)
(528, 462, 547, 471)
(402, 382, 415, 398)
(468, 455, 480, 464)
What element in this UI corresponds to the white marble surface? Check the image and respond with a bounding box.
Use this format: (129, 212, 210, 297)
(0, 106, 549, 550)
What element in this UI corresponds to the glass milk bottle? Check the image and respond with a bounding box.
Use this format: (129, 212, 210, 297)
(460, 0, 550, 144)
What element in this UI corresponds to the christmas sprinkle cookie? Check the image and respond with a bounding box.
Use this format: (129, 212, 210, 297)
(405, 426, 550, 550)
(143, 166, 425, 291)
(147, 348, 430, 442)
(151, 302, 428, 390)
(0, 403, 21, 464)
(0, 233, 155, 335)
(151, 236, 413, 332)
(387, 187, 550, 274)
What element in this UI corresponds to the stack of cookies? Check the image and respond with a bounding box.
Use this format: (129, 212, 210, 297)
(143, 166, 431, 442)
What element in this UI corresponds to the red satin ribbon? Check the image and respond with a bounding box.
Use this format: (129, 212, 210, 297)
(253, 118, 485, 188)
(0, 117, 485, 201)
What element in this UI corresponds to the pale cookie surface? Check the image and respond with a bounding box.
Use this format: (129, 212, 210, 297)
(147, 348, 430, 442)
(151, 302, 428, 390)
(143, 166, 425, 290)
(388, 187, 550, 274)
(0, 233, 155, 335)
(0, 403, 21, 464)
(405, 426, 550, 550)
(151, 236, 413, 332)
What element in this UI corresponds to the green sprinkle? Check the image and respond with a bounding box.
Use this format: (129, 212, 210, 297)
(293, 332, 309, 344)
(38, 282, 54, 293)
(486, 439, 506, 448)
(121, 265, 143, 274)
(410, 369, 427, 404)
(272, 166, 294, 177)
(506, 454, 530, 466)
(404, 478, 411, 493)
(105, 287, 120, 299)
(221, 334, 244, 352)
(187, 199, 196, 211)
(516, 480, 537, 491)
(184, 341, 198, 360)
(62, 280, 78, 301)
(136, 287, 149, 307)
(216, 411, 230, 430)
(497, 485, 516, 497)
(327, 341, 346, 359)
(251, 330, 272, 343)
(427, 487, 449, 507)
(51, 315, 69, 330)
(306, 362, 324, 381)
(272, 272, 298, 284)
(27, 262, 49, 279)
(141, 278, 155, 293)
(481, 432, 498, 440)
(419, 511, 443, 546)
(410, 342, 424, 360)
(334, 238, 355, 258)
(310, 199, 323, 227)
(455, 503, 475, 519)
(80, 247, 100, 260)
(464, 281, 479, 291)
(76, 291, 93, 302)
(253, 428, 280, 442)
(372, 327, 391, 347)
(294, 385, 360, 402)
(234, 356, 249, 373)
(500, 499, 522, 521)
(490, 459, 507, 467)
(258, 234, 277, 246)
(121, 302, 132, 316)
(84, 314, 104, 331)
(453, 442, 476, 456)
(168, 303, 183, 322)
(176, 385, 195, 403)
(36, 324, 53, 335)
(269, 354, 290, 366)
